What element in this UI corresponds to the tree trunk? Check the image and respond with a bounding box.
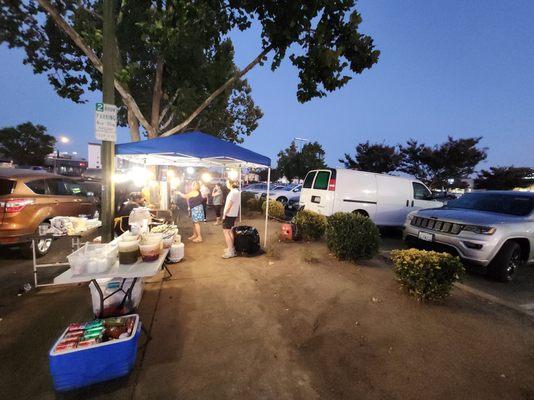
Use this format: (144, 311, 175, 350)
(127, 108, 140, 141)
(150, 59, 164, 138)
(159, 46, 272, 137)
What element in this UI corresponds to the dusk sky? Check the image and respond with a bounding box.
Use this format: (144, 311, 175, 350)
(0, 0, 533, 169)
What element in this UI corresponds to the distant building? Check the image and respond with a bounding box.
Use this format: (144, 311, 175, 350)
(44, 153, 88, 177)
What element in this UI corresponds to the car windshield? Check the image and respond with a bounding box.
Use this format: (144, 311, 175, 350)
(447, 192, 534, 216)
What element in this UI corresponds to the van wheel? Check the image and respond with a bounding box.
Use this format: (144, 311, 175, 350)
(20, 223, 53, 259)
(352, 210, 369, 218)
(487, 241, 523, 282)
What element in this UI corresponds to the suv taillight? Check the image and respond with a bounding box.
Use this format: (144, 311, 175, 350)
(4, 198, 35, 213)
(328, 178, 336, 191)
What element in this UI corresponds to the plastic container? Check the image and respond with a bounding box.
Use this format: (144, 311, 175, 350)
(67, 243, 118, 275)
(118, 240, 140, 264)
(141, 232, 163, 244)
(162, 233, 175, 249)
(168, 242, 184, 263)
(49, 314, 141, 392)
(139, 242, 161, 262)
(121, 233, 139, 242)
(90, 278, 144, 317)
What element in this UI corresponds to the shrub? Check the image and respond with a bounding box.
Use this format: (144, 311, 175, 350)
(245, 197, 260, 212)
(262, 199, 285, 220)
(391, 249, 465, 302)
(242, 192, 258, 211)
(326, 212, 380, 261)
(294, 210, 327, 241)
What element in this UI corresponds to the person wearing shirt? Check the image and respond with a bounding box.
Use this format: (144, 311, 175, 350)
(177, 181, 204, 243)
(212, 184, 223, 226)
(222, 179, 241, 258)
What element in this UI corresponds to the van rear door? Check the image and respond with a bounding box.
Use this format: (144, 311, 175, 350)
(301, 169, 336, 215)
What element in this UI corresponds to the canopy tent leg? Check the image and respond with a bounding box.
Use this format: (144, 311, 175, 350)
(238, 165, 242, 222)
(263, 168, 271, 247)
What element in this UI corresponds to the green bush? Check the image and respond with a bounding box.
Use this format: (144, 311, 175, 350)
(242, 192, 258, 211)
(326, 212, 380, 261)
(295, 210, 327, 241)
(245, 197, 260, 212)
(262, 199, 285, 220)
(391, 249, 465, 302)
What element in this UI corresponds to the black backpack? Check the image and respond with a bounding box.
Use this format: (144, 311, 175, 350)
(232, 225, 260, 255)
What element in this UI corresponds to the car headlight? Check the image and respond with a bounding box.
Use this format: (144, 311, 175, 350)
(461, 225, 496, 235)
(405, 211, 417, 222)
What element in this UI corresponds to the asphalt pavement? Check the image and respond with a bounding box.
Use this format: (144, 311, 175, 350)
(378, 229, 534, 318)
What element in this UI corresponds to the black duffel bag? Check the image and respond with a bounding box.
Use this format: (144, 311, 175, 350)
(232, 225, 261, 255)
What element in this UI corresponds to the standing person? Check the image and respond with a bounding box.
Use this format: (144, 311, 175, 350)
(212, 183, 223, 226)
(200, 182, 210, 221)
(177, 181, 204, 242)
(222, 179, 241, 259)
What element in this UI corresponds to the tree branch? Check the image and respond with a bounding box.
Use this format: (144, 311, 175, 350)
(159, 111, 175, 131)
(36, 0, 155, 137)
(150, 58, 164, 137)
(159, 46, 272, 137)
(158, 88, 180, 124)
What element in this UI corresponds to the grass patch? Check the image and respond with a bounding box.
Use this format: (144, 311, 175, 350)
(265, 234, 282, 259)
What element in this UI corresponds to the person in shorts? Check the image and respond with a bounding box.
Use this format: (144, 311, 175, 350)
(222, 179, 240, 258)
(177, 181, 204, 242)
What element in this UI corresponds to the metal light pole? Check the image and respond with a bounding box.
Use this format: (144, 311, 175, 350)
(101, 0, 116, 242)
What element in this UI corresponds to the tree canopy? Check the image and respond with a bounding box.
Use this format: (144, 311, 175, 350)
(1, 0, 379, 141)
(277, 141, 327, 180)
(475, 166, 534, 190)
(0, 122, 56, 166)
(343, 137, 488, 189)
(340, 141, 402, 173)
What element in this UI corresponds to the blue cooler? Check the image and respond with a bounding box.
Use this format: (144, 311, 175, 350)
(49, 314, 141, 392)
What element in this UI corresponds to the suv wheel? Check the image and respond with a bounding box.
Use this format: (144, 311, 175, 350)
(488, 241, 523, 282)
(20, 222, 53, 259)
(277, 196, 288, 205)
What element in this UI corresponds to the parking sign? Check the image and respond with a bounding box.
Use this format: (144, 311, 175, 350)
(95, 102, 117, 142)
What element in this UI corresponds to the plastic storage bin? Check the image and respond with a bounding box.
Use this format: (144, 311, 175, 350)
(49, 314, 141, 392)
(67, 243, 118, 275)
(90, 278, 144, 317)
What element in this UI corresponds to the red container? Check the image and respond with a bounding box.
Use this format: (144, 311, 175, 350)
(279, 223, 293, 241)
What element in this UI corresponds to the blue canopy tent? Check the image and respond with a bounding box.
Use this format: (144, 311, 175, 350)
(115, 131, 273, 246)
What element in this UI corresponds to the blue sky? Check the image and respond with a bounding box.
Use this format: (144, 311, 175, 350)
(1, 0, 533, 168)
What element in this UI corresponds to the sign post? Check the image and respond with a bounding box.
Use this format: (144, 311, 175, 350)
(100, 0, 116, 243)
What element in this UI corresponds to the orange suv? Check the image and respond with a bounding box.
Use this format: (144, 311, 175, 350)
(0, 169, 97, 257)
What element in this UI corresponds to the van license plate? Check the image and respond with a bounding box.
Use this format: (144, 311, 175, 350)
(418, 231, 434, 242)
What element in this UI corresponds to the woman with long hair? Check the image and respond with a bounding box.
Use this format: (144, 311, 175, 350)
(177, 181, 204, 242)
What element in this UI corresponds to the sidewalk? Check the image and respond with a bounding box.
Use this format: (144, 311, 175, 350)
(1, 217, 534, 399)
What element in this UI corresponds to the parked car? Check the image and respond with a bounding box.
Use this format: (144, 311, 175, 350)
(243, 183, 286, 199)
(259, 184, 302, 205)
(0, 169, 97, 258)
(300, 169, 441, 226)
(404, 191, 534, 282)
(242, 183, 269, 198)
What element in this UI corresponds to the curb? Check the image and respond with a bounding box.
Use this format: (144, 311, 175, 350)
(377, 250, 534, 320)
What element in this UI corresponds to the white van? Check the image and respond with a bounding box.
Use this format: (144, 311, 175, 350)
(300, 169, 442, 226)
